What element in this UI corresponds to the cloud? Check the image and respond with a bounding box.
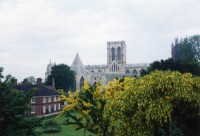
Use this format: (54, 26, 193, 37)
(0, 0, 200, 81)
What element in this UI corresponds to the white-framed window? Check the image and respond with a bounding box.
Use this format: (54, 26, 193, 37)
(43, 105, 46, 114)
(48, 105, 51, 112)
(31, 106, 35, 114)
(31, 97, 35, 104)
(58, 103, 60, 110)
(43, 97, 46, 103)
(54, 104, 57, 111)
(54, 96, 56, 101)
(49, 96, 51, 102)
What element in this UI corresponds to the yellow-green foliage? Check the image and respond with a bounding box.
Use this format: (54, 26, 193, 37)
(105, 71, 200, 135)
(58, 71, 200, 136)
(57, 81, 116, 136)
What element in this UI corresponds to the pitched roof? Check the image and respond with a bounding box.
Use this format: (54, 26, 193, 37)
(14, 85, 59, 96)
(71, 53, 86, 74)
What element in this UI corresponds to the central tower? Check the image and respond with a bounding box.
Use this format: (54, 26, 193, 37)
(107, 41, 126, 72)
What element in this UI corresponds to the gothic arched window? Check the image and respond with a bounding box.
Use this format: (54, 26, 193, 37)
(133, 69, 137, 74)
(125, 69, 130, 74)
(111, 47, 115, 61)
(117, 47, 121, 61)
(80, 77, 84, 89)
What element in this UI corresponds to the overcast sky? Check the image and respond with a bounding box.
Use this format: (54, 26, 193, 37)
(0, 0, 200, 82)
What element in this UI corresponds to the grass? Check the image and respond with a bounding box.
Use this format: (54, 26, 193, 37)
(40, 114, 84, 136)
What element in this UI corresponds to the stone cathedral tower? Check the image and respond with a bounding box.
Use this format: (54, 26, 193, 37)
(107, 41, 126, 72)
(45, 40, 149, 91)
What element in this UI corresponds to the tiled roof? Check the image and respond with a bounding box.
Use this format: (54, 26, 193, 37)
(71, 53, 86, 74)
(14, 85, 59, 96)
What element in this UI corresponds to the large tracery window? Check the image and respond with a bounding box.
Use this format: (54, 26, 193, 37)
(117, 47, 121, 61)
(111, 47, 115, 61)
(125, 69, 130, 74)
(133, 69, 137, 74)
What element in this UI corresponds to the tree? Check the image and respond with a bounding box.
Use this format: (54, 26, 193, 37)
(58, 71, 200, 135)
(57, 81, 117, 136)
(46, 64, 75, 91)
(175, 35, 200, 63)
(105, 71, 200, 135)
(188, 35, 200, 62)
(0, 67, 41, 136)
(26, 76, 36, 85)
(145, 58, 200, 76)
(0, 67, 3, 82)
(140, 68, 148, 76)
(179, 37, 195, 63)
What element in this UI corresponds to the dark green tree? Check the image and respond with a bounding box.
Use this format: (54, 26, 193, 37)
(140, 68, 148, 76)
(188, 35, 200, 62)
(26, 76, 36, 85)
(176, 35, 200, 63)
(179, 38, 195, 63)
(145, 58, 200, 76)
(0, 67, 41, 136)
(45, 64, 75, 91)
(0, 67, 4, 83)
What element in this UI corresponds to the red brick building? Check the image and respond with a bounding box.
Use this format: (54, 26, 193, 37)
(14, 78, 62, 115)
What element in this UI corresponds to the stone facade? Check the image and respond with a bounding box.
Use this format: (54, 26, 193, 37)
(45, 41, 149, 91)
(171, 38, 182, 61)
(107, 41, 126, 72)
(45, 60, 56, 80)
(70, 41, 149, 90)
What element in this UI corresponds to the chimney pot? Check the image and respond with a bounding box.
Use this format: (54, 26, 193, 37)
(37, 78, 42, 85)
(52, 78, 55, 89)
(23, 79, 29, 85)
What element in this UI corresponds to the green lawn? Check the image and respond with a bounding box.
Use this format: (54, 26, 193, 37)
(40, 114, 84, 136)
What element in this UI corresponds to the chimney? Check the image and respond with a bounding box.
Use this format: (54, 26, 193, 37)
(37, 78, 42, 85)
(52, 78, 55, 88)
(23, 78, 29, 85)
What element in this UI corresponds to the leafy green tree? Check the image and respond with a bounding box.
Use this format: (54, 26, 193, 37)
(46, 64, 75, 91)
(57, 89, 67, 96)
(0, 67, 4, 82)
(57, 81, 116, 136)
(58, 71, 200, 135)
(140, 68, 148, 76)
(146, 58, 200, 76)
(0, 67, 41, 136)
(175, 35, 200, 63)
(188, 35, 200, 62)
(26, 76, 36, 85)
(178, 37, 195, 63)
(105, 71, 200, 136)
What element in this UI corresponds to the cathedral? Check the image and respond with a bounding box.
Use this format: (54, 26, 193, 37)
(46, 41, 149, 90)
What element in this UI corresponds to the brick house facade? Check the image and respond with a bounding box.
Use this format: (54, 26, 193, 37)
(14, 78, 62, 116)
